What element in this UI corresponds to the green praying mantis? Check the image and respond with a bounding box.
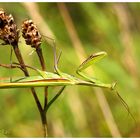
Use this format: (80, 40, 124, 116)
(0, 40, 135, 121)
(0, 52, 114, 89)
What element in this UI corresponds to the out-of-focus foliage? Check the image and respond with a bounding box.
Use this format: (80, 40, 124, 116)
(0, 2, 140, 137)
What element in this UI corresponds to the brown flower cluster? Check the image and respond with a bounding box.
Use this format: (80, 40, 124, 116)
(0, 9, 19, 46)
(21, 19, 42, 49)
(0, 9, 42, 49)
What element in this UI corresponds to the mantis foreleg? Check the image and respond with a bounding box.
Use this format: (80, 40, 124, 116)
(76, 51, 114, 89)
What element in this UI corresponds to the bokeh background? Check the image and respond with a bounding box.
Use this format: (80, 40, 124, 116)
(0, 2, 140, 137)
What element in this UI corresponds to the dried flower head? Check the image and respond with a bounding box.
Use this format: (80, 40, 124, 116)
(0, 9, 19, 46)
(21, 19, 42, 49)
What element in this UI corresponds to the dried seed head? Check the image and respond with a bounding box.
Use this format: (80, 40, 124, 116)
(21, 19, 41, 49)
(0, 9, 19, 46)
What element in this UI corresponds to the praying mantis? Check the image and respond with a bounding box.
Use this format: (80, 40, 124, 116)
(0, 38, 135, 120)
(0, 51, 114, 89)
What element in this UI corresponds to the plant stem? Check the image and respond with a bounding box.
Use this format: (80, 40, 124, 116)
(12, 44, 46, 136)
(41, 112, 48, 137)
(36, 47, 48, 137)
(13, 45, 29, 76)
(36, 47, 46, 71)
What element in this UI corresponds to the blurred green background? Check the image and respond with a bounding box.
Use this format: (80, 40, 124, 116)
(0, 2, 140, 137)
